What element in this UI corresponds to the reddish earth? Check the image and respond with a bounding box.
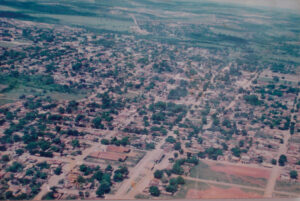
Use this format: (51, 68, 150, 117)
(206, 161, 270, 179)
(186, 186, 263, 199)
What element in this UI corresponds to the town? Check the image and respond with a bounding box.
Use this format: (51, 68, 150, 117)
(0, 2, 300, 199)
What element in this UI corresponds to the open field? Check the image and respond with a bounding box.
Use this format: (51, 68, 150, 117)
(186, 186, 263, 199)
(275, 180, 300, 194)
(0, 86, 87, 106)
(164, 179, 264, 199)
(190, 160, 270, 187)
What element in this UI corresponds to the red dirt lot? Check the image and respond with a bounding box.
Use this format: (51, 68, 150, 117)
(186, 186, 263, 199)
(207, 161, 270, 179)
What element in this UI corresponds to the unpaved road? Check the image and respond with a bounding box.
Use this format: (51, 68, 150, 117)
(33, 143, 100, 200)
(264, 92, 299, 197)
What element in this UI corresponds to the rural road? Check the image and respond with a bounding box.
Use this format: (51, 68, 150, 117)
(33, 143, 100, 200)
(264, 92, 299, 197)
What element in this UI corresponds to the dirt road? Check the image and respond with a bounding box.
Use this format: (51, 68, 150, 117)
(33, 143, 101, 200)
(264, 92, 299, 197)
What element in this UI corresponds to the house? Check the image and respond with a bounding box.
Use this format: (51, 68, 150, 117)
(106, 145, 130, 153)
(149, 179, 160, 187)
(241, 155, 250, 164)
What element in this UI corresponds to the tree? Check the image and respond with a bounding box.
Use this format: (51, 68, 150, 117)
(171, 163, 184, 175)
(231, 147, 241, 157)
(118, 166, 129, 175)
(96, 185, 105, 197)
(101, 139, 110, 145)
(154, 170, 163, 179)
(165, 184, 177, 194)
(165, 136, 176, 144)
(77, 175, 85, 183)
(279, 155, 287, 166)
(96, 181, 111, 197)
(113, 172, 123, 182)
(6, 161, 23, 173)
(174, 142, 181, 150)
(149, 186, 160, 196)
(93, 170, 103, 182)
(105, 165, 113, 172)
(121, 137, 129, 146)
(54, 167, 62, 175)
(290, 170, 298, 179)
(271, 159, 277, 165)
(1, 154, 9, 162)
(102, 173, 112, 185)
(146, 142, 155, 150)
(15, 149, 24, 156)
(5, 191, 14, 200)
(92, 117, 104, 129)
(176, 176, 185, 185)
(71, 139, 80, 148)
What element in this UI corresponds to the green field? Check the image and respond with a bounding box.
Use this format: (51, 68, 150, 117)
(1, 0, 299, 76)
(190, 160, 267, 187)
(275, 180, 300, 194)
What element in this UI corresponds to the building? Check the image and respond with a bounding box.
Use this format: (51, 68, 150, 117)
(106, 145, 131, 153)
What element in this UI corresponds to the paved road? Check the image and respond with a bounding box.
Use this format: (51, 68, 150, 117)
(107, 135, 168, 199)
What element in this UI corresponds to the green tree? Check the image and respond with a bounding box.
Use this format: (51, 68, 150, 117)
(171, 163, 184, 175)
(165, 184, 177, 194)
(71, 139, 80, 148)
(176, 176, 185, 185)
(149, 186, 160, 196)
(54, 167, 62, 175)
(113, 172, 123, 182)
(279, 155, 287, 166)
(96, 181, 111, 197)
(77, 175, 85, 183)
(174, 142, 181, 150)
(92, 117, 104, 129)
(1, 154, 10, 162)
(154, 170, 163, 179)
(105, 165, 113, 172)
(290, 170, 298, 179)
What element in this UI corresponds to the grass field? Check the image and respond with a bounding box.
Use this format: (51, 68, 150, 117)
(162, 179, 263, 199)
(275, 180, 300, 194)
(0, 85, 87, 106)
(1, 0, 300, 75)
(190, 160, 269, 187)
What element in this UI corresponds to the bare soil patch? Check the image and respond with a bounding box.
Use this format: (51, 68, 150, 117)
(186, 186, 262, 199)
(207, 161, 270, 179)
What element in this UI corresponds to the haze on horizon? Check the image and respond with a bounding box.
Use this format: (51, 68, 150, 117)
(211, 0, 300, 11)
